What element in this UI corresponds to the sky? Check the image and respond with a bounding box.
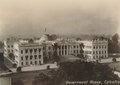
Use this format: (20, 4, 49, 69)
(0, 0, 119, 39)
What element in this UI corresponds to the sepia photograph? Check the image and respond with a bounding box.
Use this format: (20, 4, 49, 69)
(0, 0, 120, 85)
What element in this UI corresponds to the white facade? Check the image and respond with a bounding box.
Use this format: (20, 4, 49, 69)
(57, 42, 81, 56)
(14, 42, 44, 67)
(78, 40, 108, 61)
(4, 36, 108, 67)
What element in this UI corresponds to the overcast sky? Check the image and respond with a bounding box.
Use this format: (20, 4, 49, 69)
(0, 0, 119, 38)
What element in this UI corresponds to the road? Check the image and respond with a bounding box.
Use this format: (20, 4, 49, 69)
(100, 58, 120, 63)
(10, 63, 58, 73)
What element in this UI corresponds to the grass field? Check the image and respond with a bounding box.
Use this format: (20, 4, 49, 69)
(107, 61, 120, 72)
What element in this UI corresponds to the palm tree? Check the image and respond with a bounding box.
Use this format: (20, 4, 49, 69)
(79, 43, 85, 60)
(42, 43, 48, 63)
(52, 42, 59, 62)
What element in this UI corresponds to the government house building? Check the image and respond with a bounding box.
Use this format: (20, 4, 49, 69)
(4, 34, 108, 67)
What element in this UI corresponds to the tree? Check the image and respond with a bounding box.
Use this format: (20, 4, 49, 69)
(29, 39, 34, 43)
(52, 61, 119, 85)
(16, 67, 22, 72)
(32, 73, 51, 85)
(78, 43, 85, 59)
(9, 53, 15, 60)
(112, 33, 119, 44)
(47, 65, 50, 69)
(52, 43, 60, 62)
(76, 37, 81, 41)
(0, 41, 4, 49)
(108, 33, 120, 53)
(112, 58, 117, 62)
(12, 80, 24, 85)
(48, 34, 57, 41)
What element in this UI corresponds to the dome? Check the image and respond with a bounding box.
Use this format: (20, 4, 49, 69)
(40, 34, 49, 42)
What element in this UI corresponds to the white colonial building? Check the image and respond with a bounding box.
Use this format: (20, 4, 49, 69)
(4, 37, 18, 58)
(4, 35, 108, 67)
(78, 39, 108, 61)
(56, 40, 81, 56)
(14, 42, 44, 67)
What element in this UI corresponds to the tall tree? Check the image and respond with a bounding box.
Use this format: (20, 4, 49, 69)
(52, 43, 59, 62)
(112, 33, 119, 44)
(78, 43, 85, 60)
(108, 33, 120, 53)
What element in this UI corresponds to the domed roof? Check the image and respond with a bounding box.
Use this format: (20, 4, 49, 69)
(40, 34, 49, 42)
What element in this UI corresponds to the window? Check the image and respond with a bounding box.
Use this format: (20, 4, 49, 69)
(102, 51, 103, 54)
(105, 51, 106, 53)
(65, 51, 67, 55)
(77, 45, 79, 48)
(30, 49, 33, 53)
(12, 50, 13, 52)
(35, 61, 37, 65)
(25, 56, 28, 60)
(65, 46, 67, 49)
(8, 45, 10, 48)
(59, 51, 61, 55)
(39, 61, 41, 64)
(99, 51, 101, 54)
(8, 50, 10, 52)
(43, 47, 45, 50)
(59, 46, 61, 49)
(74, 46, 76, 48)
(96, 51, 98, 54)
(30, 56, 33, 59)
(25, 49, 28, 53)
(96, 56, 98, 59)
(26, 62, 28, 65)
(96, 46, 98, 49)
(11, 45, 13, 48)
(30, 61, 32, 64)
(104, 55, 106, 57)
(21, 57, 23, 60)
(62, 51, 64, 55)
(21, 50, 23, 54)
(102, 46, 104, 48)
(99, 46, 101, 49)
(21, 62, 23, 65)
(34, 49, 37, 53)
(74, 50, 76, 54)
(34, 55, 37, 59)
(93, 46, 95, 49)
(39, 55, 41, 59)
(39, 49, 41, 52)
(105, 46, 106, 48)
(62, 46, 64, 49)
(43, 52, 45, 56)
(93, 51, 95, 54)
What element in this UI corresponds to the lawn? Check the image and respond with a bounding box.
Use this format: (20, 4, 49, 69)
(59, 55, 80, 63)
(107, 61, 120, 72)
